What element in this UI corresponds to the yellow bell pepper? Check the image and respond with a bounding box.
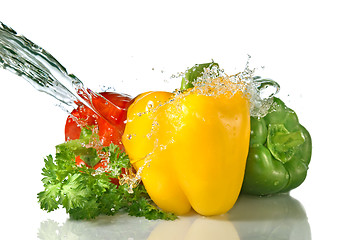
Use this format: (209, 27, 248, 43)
(122, 77, 250, 216)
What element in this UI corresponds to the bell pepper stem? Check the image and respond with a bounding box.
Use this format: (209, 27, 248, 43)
(267, 123, 306, 163)
(180, 61, 219, 91)
(271, 131, 305, 150)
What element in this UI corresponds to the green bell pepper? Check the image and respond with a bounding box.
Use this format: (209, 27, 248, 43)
(241, 97, 312, 195)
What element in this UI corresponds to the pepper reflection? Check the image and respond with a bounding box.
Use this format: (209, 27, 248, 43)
(148, 193, 310, 240)
(37, 194, 310, 240)
(147, 213, 240, 240)
(230, 194, 311, 240)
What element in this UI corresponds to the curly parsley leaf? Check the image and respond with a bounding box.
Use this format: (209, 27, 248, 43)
(37, 129, 177, 221)
(56, 127, 101, 167)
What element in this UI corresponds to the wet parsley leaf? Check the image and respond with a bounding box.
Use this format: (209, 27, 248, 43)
(37, 132, 177, 221)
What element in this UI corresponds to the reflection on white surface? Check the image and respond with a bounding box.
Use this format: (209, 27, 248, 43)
(37, 194, 310, 240)
(232, 194, 311, 240)
(148, 214, 240, 240)
(38, 214, 158, 240)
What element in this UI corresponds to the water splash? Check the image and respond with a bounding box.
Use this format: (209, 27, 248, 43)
(0, 21, 280, 192)
(176, 61, 280, 118)
(248, 76, 280, 118)
(240, 55, 280, 117)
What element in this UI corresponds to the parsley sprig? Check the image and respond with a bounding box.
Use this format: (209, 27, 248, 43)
(37, 128, 177, 220)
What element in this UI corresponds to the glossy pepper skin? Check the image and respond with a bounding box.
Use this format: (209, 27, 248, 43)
(122, 80, 250, 216)
(241, 97, 312, 196)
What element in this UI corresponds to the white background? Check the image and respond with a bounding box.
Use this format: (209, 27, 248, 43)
(1, 0, 358, 239)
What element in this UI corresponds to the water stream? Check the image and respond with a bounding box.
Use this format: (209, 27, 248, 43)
(0, 22, 85, 109)
(0, 21, 125, 125)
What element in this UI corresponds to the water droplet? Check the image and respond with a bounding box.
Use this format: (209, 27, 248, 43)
(146, 100, 154, 111)
(127, 134, 135, 140)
